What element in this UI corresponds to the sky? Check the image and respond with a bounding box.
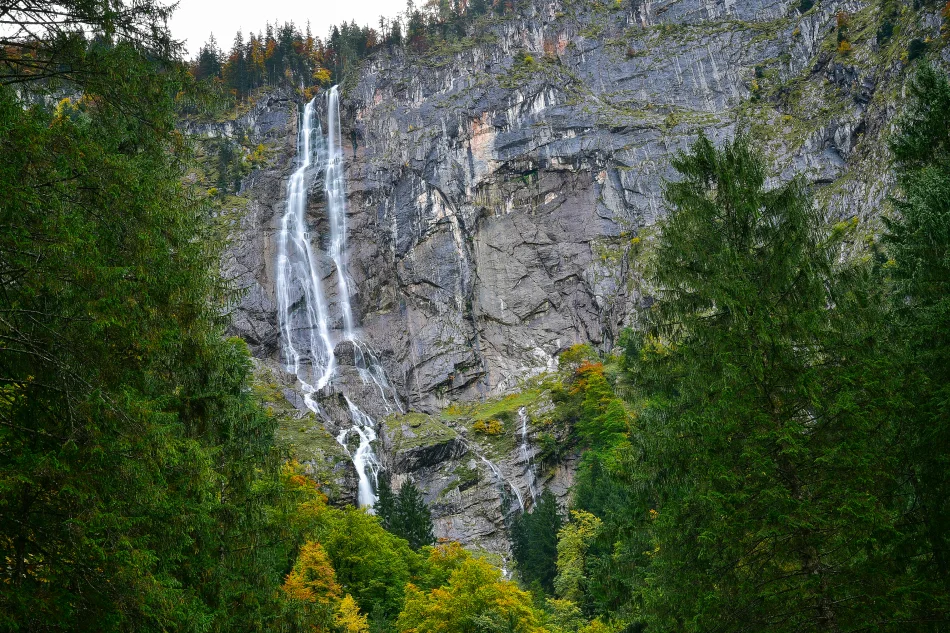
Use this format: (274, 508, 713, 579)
(169, 0, 406, 57)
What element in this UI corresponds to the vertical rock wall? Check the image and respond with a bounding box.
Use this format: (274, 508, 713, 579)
(208, 0, 947, 553)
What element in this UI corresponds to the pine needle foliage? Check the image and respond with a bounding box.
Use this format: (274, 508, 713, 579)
(0, 4, 295, 631)
(376, 473, 436, 551)
(624, 134, 906, 632)
(510, 489, 563, 594)
(884, 63, 950, 613)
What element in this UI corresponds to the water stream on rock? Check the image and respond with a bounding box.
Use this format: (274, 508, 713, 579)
(325, 86, 355, 339)
(460, 439, 525, 513)
(276, 86, 397, 510)
(336, 397, 381, 508)
(517, 407, 539, 505)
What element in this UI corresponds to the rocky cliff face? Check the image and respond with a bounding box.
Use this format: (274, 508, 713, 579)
(204, 0, 946, 556)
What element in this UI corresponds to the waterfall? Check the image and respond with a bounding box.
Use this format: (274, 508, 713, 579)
(325, 86, 356, 339)
(275, 97, 335, 409)
(479, 452, 525, 513)
(325, 86, 402, 415)
(336, 397, 381, 509)
(276, 87, 398, 510)
(517, 407, 539, 505)
(460, 439, 525, 513)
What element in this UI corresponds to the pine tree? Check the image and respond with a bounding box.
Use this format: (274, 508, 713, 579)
(624, 134, 904, 632)
(195, 34, 223, 81)
(0, 5, 295, 630)
(376, 471, 398, 531)
(510, 489, 562, 594)
(395, 480, 436, 551)
(375, 473, 435, 551)
(885, 63, 950, 609)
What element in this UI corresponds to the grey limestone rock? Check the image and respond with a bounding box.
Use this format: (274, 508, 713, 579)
(209, 0, 946, 555)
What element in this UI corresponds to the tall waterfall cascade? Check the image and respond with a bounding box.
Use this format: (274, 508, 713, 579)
(275, 86, 397, 510)
(275, 97, 334, 403)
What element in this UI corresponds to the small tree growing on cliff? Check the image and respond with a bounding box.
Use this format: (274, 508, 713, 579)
(376, 473, 435, 550)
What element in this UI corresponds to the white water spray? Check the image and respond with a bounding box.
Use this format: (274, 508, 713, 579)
(325, 86, 356, 339)
(324, 87, 402, 414)
(275, 88, 401, 510)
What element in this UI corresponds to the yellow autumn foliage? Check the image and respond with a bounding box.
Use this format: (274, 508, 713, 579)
(335, 594, 369, 633)
(396, 556, 548, 633)
(281, 541, 342, 605)
(472, 418, 504, 435)
(554, 511, 602, 603)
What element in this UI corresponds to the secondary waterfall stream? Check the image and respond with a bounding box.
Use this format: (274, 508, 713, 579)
(458, 438, 525, 513)
(517, 407, 539, 505)
(276, 86, 395, 510)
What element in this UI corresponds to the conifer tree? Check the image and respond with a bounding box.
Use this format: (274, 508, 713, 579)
(375, 473, 435, 551)
(376, 471, 398, 529)
(195, 34, 223, 81)
(395, 480, 436, 551)
(624, 134, 904, 632)
(886, 64, 950, 604)
(510, 489, 562, 594)
(0, 4, 296, 630)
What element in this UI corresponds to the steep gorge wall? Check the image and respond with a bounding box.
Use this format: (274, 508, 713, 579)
(335, 0, 941, 411)
(208, 0, 947, 554)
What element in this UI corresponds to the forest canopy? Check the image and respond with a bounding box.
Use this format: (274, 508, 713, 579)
(185, 0, 533, 101)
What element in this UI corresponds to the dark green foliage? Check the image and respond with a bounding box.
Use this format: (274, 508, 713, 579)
(187, 21, 328, 104)
(885, 64, 950, 602)
(571, 450, 640, 617)
(908, 38, 928, 61)
(216, 137, 247, 193)
(0, 4, 297, 631)
(798, 0, 814, 13)
(406, 7, 429, 52)
(544, 351, 641, 617)
(396, 481, 436, 551)
(0, 1, 177, 87)
(876, 19, 894, 44)
(194, 0, 523, 92)
(195, 35, 223, 81)
(376, 473, 436, 551)
(469, 0, 491, 17)
(327, 21, 380, 83)
(312, 505, 422, 622)
(613, 134, 909, 631)
(540, 65, 950, 633)
(510, 489, 562, 593)
(0, 80, 284, 632)
(376, 471, 398, 527)
(388, 21, 404, 47)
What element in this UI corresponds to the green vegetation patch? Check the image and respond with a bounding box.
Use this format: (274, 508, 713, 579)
(384, 412, 458, 452)
(252, 366, 348, 486)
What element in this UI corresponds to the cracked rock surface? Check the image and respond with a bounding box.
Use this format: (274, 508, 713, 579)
(202, 0, 946, 553)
